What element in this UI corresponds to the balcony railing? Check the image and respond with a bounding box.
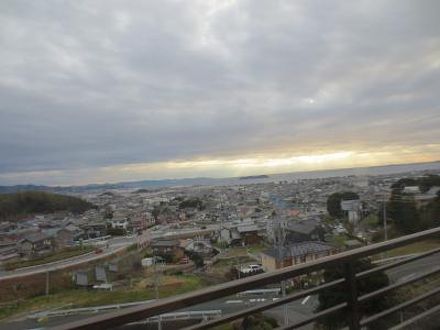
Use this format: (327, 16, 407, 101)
(53, 226, 440, 330)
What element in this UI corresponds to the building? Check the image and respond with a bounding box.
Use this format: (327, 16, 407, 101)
(130, 213, 153, 233)
(219, 227, 240, 245)
(151, 240, 185, 262)
(109, 217, 128, 231)
(0, 239, 19, 262)
(403, 186, 421, 194)
(236, 224, 262, 245)
(341, 199, 361, 225)
(81, 222, 107, 238)
(55, 224, 84, 248)
(219, 223, 262, 246)
(285, 219, 323, 243)
(261, 241, 337, 272)
(414, 186, 440, 208)
(19, 232, 54, 257)
(181, 239, 217, 257)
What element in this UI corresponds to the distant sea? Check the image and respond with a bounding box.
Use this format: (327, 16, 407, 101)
(182, 161, 440, 187)
(1, 161, 440, 194)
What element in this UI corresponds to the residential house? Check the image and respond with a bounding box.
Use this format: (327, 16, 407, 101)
(414, 186, 440, 208)
(130, 212, 154, 233)
(181, 239, 217, 257)
(219, 223, 262, 246)
(261, 241, 337, 272)
(0, 238, 19, 262)
(55, 224, 84, 248)
(81, 222, 107, 238)
(285, 219, 323, 243)
(151, 240, 185, 262)
(109, 217, 128, 231)
(219, 226, 240, 245)
(0, 221, 17, 233)
(236, 224, 263, 245)
(19, 232, 54, 257)
(403, 186, 421, 194)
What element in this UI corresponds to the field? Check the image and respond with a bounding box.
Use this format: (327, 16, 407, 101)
(0, 274, 204, 321)
(386, 239, 440, 257)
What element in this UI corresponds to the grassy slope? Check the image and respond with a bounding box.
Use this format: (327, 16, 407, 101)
(0, 275, 204, 320)
(386, 239, 440, 257)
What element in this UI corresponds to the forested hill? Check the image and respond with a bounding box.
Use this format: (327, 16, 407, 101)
(0, 191, 96, 220)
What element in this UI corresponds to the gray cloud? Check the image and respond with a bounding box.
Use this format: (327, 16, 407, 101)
(0, 0, 439, 184)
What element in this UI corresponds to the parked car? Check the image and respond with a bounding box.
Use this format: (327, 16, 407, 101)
(240, 264, 263, 274)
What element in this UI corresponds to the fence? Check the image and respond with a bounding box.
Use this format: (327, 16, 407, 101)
(53, 227, 440, 330)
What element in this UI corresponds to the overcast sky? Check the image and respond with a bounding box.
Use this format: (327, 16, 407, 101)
(1, 0, 439, 185)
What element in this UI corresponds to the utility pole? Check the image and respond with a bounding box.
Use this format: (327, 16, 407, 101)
(281, 280, 288, 325)
(273, 214, 288, 325)
(381, 194, 389, 260)
(45, 270, 50, 296)
(153, 255, 162, 330)
(383, 196, 388, 241)
(219, 194, 224, 246)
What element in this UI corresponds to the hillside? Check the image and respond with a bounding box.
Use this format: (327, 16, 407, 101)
(0, 191, 96, 220)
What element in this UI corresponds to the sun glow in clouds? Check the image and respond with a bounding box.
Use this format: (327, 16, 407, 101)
(0, 145, 439, 186)
(159, 151, 353, 170)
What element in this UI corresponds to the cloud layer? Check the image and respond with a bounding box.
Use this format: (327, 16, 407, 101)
(1, 0, 439, 185)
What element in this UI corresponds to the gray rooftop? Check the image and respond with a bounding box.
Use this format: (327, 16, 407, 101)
(237, 224, 259, 233)
(263, 241, 334, 260)
(22, 232, 52, 243)
(151, 240, 179, 247)
(285, 219, 320, 235)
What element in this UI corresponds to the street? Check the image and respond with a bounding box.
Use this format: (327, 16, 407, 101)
(1, 252, 439, 330)
(0, 290, 317, 330)
(0, 236, 136, 280)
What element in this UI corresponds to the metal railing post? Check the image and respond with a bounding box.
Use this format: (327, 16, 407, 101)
(344, 261, 360, 330)
(281, 280, 288, 325)
(45, 270, 50, 296)
(49, 227, 440, 330)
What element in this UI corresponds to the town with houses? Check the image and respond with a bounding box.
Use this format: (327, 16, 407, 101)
(2, 170, 439, 271)
(0, 168, 439, 328)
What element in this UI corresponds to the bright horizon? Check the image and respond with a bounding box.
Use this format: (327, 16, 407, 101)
(1, 156, 439, 187)
(1, 1, 439, 186)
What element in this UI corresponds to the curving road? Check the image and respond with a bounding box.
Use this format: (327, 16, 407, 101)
(0, 225, 221, 281)
(0, 236, 136, 281)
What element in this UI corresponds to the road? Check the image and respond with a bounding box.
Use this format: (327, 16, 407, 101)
(0, 224, 222, 281)
(385, 253, 440, 283)
(1, 230, 438, 328)
(0, 236, 136, 280)
(0, 291, 317, 330)
(0, 252, 438, 329)
(0, 224, 231, 281)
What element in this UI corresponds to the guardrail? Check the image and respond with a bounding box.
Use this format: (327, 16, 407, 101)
(146, 310, 222, 322)
(53, 227, 440, 330)
(30, 300, 156, 319)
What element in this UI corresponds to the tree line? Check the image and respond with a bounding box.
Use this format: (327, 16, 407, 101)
(0, 191, 96, 220)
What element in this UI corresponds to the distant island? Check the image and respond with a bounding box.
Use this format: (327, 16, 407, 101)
(239, 175, 269, 180)
(0, 191, 96, 220)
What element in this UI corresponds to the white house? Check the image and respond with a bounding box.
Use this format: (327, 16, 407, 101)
(109, 217, 128, 230)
